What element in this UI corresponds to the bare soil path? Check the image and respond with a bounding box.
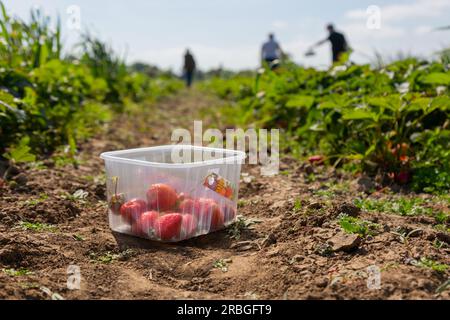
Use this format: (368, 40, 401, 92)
(0, 89, 449, 300)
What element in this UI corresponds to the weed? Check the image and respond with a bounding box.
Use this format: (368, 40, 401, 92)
(228, 215, 261, 240)
(314, 189, 335, 199)
(433, 224, 450, 233)
(416, 257, 448, 273)
(91, 249, 135, 264)
(19, 221, 57, 233)
(306, 173, 316, 183)
(213, 259, 231, 272)
(3, 268, 33, 276)
(24, 193, 48, 206)
(354, 197, 445, 223)
(63, 189, 89, 202)
(237, 200, 247, 208)
(339, 215, 380, 237)
(433, 239, 446, 249)
(314, 242, 333, 257)
(293, 198, 302, 213)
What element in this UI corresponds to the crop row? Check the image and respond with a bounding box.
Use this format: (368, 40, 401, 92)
(202, 59, 450, 193)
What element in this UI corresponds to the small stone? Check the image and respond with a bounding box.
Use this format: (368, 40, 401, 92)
(289, 254, 305, 265)
(307, 202, 323, 210)
(329, 233, 361, 252)
(436, 232, 450, 244)
(357, 176, 375, 193)
(265, 247, 280, 257)
(332, 202, 361, 217)
(13, 173, 28, 186)
(315, 277, 328, 288)
(261, 233, 277, 248)
(304, 164, 315, 175)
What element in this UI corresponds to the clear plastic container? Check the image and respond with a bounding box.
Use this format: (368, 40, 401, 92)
(100, 145, 245, 242)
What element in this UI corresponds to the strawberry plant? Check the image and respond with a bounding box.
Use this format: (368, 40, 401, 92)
(203, 56, 450, 193)
(0, 2, 182, 166)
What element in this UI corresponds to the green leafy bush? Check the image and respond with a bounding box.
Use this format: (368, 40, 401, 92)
(203, 58, 450, 193)
(0, 2, 182, 159)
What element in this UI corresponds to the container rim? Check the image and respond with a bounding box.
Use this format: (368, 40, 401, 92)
(100, 145, 247, 168)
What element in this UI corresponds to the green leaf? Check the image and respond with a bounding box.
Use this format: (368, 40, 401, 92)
(421, 72, 450, 86)
(318, 101, 338, 110)
(342, 109, 376, 121)
(286, 95, 315, 109)
(3, 137, 36, 164)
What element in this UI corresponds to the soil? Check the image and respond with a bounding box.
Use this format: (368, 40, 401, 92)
(0, 89, 449, 300)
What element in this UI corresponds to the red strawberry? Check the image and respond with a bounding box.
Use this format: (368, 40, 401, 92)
(132, 211, 160, 236)
(179, 198, 200, 215)
(180, 214, 198, 239)
(308, 155, 324, 164)
(395, 171, 411, 185)
(197, 198, 224, 231)
(222, 204, 237, 224)
(146, 184, 178, 212)
(154, 213, 183, 241)
(120, 199, 147, 223)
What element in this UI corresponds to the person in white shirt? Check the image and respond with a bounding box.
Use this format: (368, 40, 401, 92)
(261, 33, 282, 65)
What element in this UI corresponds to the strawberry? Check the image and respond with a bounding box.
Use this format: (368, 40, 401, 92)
(109, 193, 125, 215)
(154, 213, 183, 241)
(108, 176, 125, 215)
(120, 198, 147, 223)
(222, 204, 236, 224)
(132, 211, 160, 236)
(180, 214, 198, 239)
(179, 198, 200, 215)
(395, 171, 411, 185)
(308, 155, 324, 165)
(197, 198, 224, 231)
(146, 184, 178, 212)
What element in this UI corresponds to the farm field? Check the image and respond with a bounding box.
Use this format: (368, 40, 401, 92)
(0, 2, 449, 301)
(1, 88, 449, 300)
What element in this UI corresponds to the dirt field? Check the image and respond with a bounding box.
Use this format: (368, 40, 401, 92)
(0, 89, 449, 300)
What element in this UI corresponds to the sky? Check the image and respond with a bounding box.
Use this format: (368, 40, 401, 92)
(4, 0, 450, 72)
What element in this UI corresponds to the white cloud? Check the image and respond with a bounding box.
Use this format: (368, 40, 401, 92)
(346, 0, 450, 22)
(272, 20, 288, 29)
(414, 25, 433, 35)
(342, 22, 406, 40)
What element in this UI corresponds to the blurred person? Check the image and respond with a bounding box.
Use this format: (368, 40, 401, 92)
(261, 33, 283, 67)
(313, 24, 349, 64)
(183, 49, 196, 88)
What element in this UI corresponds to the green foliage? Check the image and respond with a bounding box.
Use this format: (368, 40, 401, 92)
(2, 268, 34, 276)
(354, 197, 447, 223)
(228, 215, 261, 240)
(213, 259, 231, 272)
(338, 215, 380, 237)
(3, 136, 36, 163)
(0, 3, 182, 160)
(19, 221, 57, 232)
(204, 58, 450, 193)
(416, 257, 448, 273)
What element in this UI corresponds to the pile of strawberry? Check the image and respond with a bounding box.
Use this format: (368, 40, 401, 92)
(112, 184, 236, 241)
